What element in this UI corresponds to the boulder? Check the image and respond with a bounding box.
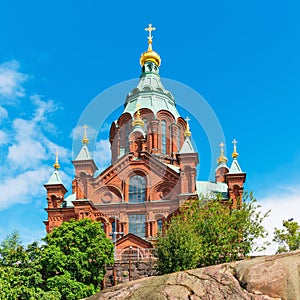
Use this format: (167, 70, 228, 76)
(86, 250, 300, 300)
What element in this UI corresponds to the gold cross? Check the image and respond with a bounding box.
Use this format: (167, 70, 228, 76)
(232, 139, 237, 151)
(219, 142, 225, 155)
(185, 116, 190, 124)
(145, 23, 156, 40)
(83, 124, 88, 135)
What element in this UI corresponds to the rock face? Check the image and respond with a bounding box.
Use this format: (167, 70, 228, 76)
(86, 250, 300, 300)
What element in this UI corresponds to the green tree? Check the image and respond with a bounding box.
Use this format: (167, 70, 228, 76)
(0, 219, 114, 300)
(0, 233, 48, 300)
(155, 192, 269, 274)
(273, 219, 300, 253)
(41, 218, 114, 299)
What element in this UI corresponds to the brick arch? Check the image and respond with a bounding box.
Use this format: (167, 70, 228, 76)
(109, 121, 118, 141)
(91, 185, 123, 205)
(156, 110, 176, 123)
(123, 168, 151, 186)
(149, 181, 178, 201)
(117, 112, 132, 127)
(154, 213, 167, 220)
(177, 117, 186, 151)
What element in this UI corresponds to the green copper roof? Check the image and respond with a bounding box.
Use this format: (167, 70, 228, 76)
(45, 170, 63, 185)
(75, 145, 92, 160)
(196, 181, 228, 199)
(124, 66, 180, 120)
(63, 193, 75, 207)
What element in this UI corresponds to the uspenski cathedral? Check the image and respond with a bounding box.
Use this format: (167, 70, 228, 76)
(44, 25, 246, 259)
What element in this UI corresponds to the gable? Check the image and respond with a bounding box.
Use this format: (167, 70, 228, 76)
(116, 233, 153, 250)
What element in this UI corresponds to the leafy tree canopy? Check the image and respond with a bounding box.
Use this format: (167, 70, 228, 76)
(0, 218, 114, 300)
(155, 192, 270, 274)
(273, 219, 300, 253)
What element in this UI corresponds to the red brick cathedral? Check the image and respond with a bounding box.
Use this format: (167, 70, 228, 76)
(44, 25, 246, 259)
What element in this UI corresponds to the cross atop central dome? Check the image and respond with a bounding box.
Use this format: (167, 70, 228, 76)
(140, 23, 161, 67)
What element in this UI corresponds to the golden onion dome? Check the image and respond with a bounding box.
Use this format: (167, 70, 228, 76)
(140, 42, 161, 66)
(140, 24, 161, 67)
(82, 124, 89, 145)
(217, 142, 228, 164)
(132, 104, 144, 127)
(53, 151, 60, 170)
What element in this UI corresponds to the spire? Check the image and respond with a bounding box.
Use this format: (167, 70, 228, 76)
(82, 124, 89, 145)
(232, 139, 239, 159)
(53, 151, 60, 170)
(217, 142, 228, 164)
(46, 152, 63, 185)
(229, 139, 243, 174)
(140, 23, 161, 67)
(132, 103, 144, 128)
(184, 116, 192, 138)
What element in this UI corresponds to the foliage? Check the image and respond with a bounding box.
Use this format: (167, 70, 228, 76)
(155, 192, 269, 274)
(41, 218, 114, 290)
(0, 219, 114, 299)
(0, 239, 48, 300)
(273, 219, 300, 253)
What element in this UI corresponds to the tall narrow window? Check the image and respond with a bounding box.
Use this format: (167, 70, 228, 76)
(143, 118, 148, 133)
(177, 126, 181, 151)
(129, 175, 146, 203)
(157, 219, 163, 233)
(129, 214, 146, 237)
(161, 120, 166, 154)
(124, 122, 130, 153)
(111, 220, 116, 233)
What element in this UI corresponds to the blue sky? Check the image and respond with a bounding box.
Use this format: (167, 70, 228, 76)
(0, 1, 299, 253)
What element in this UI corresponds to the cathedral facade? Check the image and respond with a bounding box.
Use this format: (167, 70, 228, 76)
(44, 25, 246, 259)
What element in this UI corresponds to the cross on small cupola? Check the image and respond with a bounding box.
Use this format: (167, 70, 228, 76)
(217, 142, 228, 164)
(232, 139, 239, 159)
(82, 124, 89, 145)
(53, 151, 60, 170)
(184, 116, 192, 138)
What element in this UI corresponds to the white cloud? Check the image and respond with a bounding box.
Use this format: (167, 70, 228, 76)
(0, 63, 71, 210)
(0, 168, 50, 210)
(0, 60, 27, 101)
(0, 130, 7, 145)
(0, 106, 8, 120)
(71, 124, 98, 141)
(254, 186, 300, 255)
(94, 139, 111, 172)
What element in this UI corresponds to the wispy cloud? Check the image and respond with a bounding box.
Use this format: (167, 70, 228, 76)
(0, 60, 28, 101)
(254, 185, 300, 255)
(0, 61, 71, 211)
(71, 124, 98, 141)
(94, 139, 111, 172)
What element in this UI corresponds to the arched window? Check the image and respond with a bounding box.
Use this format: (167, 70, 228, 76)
(157, 219, 163, 233)
(100, 222, 105, 231)
(143, 118, 148, 133)
(129, 175, 146, 203)
(161, 120, 167, 154)
(177, 126, 181, 151)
